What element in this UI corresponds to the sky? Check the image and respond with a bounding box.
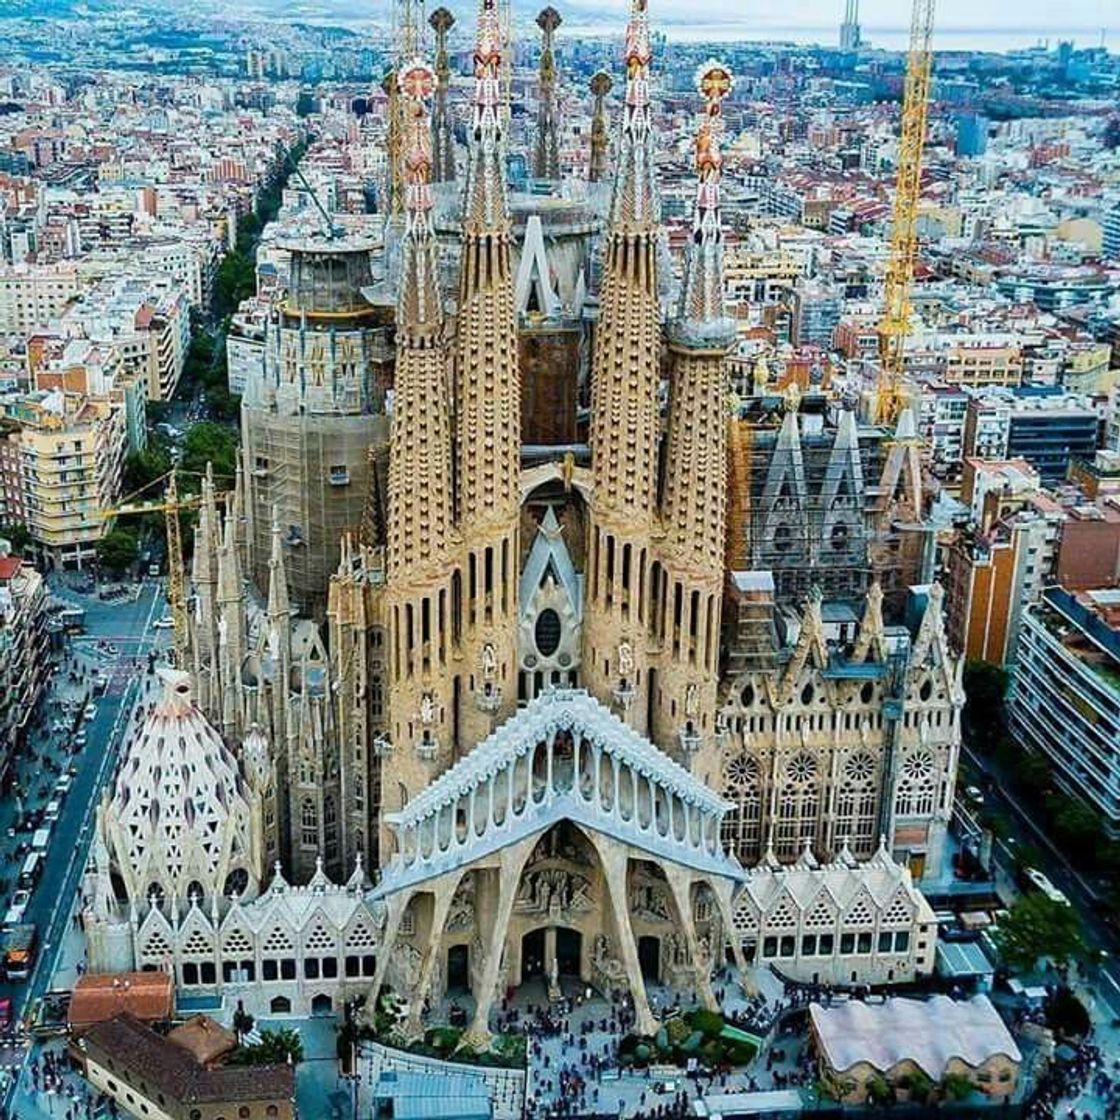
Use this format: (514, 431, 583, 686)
(260, 0, 1117, 50)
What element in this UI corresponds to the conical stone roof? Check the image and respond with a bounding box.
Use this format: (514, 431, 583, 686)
(105, 669, 261, 906)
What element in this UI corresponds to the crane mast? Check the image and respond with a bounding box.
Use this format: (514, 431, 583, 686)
(876, 0, 935, 426)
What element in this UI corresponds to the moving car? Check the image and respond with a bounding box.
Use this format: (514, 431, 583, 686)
(964, 785, 985, 806)
(3, 890, 31, 928)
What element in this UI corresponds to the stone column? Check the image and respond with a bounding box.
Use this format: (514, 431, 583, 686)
(663, 865, 717, 1011)
(367, 887, 416, 1014)
(587, 834, 657, 1035)
(708, 877, 756, 996)
(404, 872, 463, 1038)
(462, 837, 537, 1050)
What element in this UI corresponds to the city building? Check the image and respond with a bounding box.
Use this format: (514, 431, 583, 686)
(0, 550, 48, 774)
(72, 1012, 295, 1120)
(0, 388, 125, 568)
(1009, 586, 1120, 832)
(809, 995, 1021, 1103)
(955, 114, 990, 158)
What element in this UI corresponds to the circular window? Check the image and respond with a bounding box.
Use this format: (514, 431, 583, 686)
(785, 753, 818, 783)
(830, 522, 849, 551)
(901, 750, 935, 782)
(844, 752, 876, 783)
(725, 756, 760, 792)
(534, 609, 562, 657)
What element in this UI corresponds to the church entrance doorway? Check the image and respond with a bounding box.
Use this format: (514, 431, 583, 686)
(638, 935, 660, 982)
(556, 927, 581, 976)
(522, 928, 546, 982)
(447, 943, 470, 992)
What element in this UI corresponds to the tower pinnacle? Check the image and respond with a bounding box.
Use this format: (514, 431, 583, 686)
(462, 0, 509, 236)
(588, 70, 612, 183)
(429, 7, 456, 183)
(533, 7, 563, 181)
(608, 0, 659, 231)
(670, 60, 736, 348)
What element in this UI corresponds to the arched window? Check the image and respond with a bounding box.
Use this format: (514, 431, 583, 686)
(721, 754, 761, 863)
(775, 752, 820, 859)
(896, 750, 937, 818)
(301, 798, 318, 847)
(835, 751, 880, 857)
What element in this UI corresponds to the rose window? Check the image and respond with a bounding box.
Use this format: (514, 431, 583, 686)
(785, 753, 817, 783)
(900, 750, 935, 782)
(843, 752, 876, 784)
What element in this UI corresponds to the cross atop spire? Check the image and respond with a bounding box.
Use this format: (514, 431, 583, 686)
(608, 0, 658, 231)
(462, 0, 509, 234)
(670, 59, 736, 348)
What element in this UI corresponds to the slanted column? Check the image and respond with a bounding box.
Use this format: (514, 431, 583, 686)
(663, 866, 717, 1011)
(594, 746, 602, 806)
(463, 837, 537, 1050)
(547, 736, 555, 794)
(367, 888, 415, 1012)
(487, 775, 496, 826)
(587, 833, 657, 1035)
(708, 877, 757, 996)
(403, 872, 463, 1038)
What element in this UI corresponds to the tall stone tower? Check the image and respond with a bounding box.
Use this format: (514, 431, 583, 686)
(384, 57, 460, 835)
(654, 62, 736, 786)
(454, 0, 523, 747)
(429, 7, 457, 184)
(582, 0, 661, 733)
(533, 7, 562, 181)
(588, 70, 612, 184)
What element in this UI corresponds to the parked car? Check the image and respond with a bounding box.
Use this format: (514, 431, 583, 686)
(964, 785, 985, 806)
(152, 617, 175, 630)
(54, 775, 72, 797)
(83, 705, 96, 721)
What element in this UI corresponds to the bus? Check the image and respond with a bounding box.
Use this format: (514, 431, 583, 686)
(1019, 866, 1071, 907)
(17, 852, 42, 891)
(2, 923, 37, 981)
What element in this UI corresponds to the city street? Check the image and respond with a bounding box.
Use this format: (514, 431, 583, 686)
(960, 741, 1120, 1018)
(0, 576, 167, 1118)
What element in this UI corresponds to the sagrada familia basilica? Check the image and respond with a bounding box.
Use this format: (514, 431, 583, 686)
(84, 0, 960, 1044)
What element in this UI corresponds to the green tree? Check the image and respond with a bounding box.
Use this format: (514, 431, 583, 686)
(123, 443, 172, 496)
(1051, 795, 1105, 850)
(962, 659, 1009, 752)
(180, 422, 238, 487)
(940, 1073, 974, 1101)
(96, 527, 139, 573)
(994, 892, 1087, 973)
(1044, 986, 1091, 1039)
(0, 521, 31, 553)
(231, 1027, 303, 1066)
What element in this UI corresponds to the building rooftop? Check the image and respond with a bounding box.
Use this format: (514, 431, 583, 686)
(68, 972, 174, 1030)
(809, 994, 1021, 1079)
(79, 1013, 294, 1105)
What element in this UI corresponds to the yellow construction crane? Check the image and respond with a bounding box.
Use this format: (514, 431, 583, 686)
(876, 0, 935, 427)
(101, 471, 227, 664)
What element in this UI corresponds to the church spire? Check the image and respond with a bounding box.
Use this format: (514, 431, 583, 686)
(588, 70, 612, 183)
(453, 0, 521, 740)
(608, 0, 658, 231)
(461, 0, 509, 237)
(267, 505, 290, 622)
(582, 0, 663, 735)
(429, 7, 456, 183)
(669, 61, 736, 348)
(654, 62, 736, 769)
(533, 7, 562, 181)
(389, 56, 454, 581)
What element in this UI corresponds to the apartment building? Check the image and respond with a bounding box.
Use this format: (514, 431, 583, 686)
(0, 390, 125, 569)
(1009, 587, 1120, 833)
(0, 552, 48, 773)
(0, 261, 85, 333)
(62, 274, 190, 401)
